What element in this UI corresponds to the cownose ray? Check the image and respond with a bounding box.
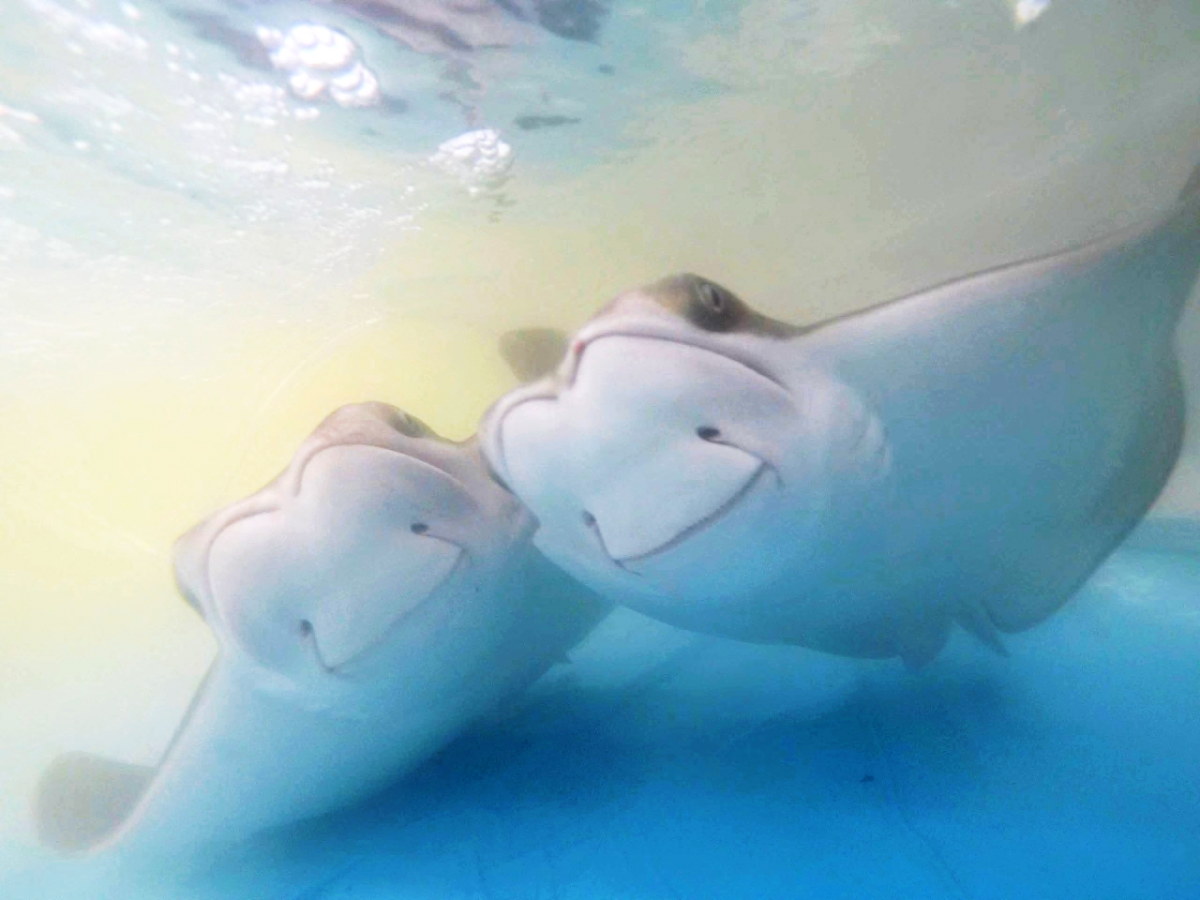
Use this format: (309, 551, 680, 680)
(483, 157, 1200, 668)
(35, 402, 608, 854)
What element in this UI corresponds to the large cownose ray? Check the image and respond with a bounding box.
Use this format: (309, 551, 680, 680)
(482, 159, 1200, 668)
(34, 402, 608, 855)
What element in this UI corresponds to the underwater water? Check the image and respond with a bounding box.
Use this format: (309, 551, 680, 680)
(2, 0, 1200, 897)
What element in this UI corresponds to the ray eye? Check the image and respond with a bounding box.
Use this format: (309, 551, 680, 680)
(411, 522, 429, 535)
(298, 620, 314, 636)
(581, 511, 596, 527)
(697, 281, 726, 313)
(697, 426, 721, 441)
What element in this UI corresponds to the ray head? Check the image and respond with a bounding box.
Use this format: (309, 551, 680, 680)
(174, 401, 534, 689)
(481, 274, 890, 635)
(34, 402, 606, 856)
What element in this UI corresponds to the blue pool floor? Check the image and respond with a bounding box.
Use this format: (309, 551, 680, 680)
(5, 542, 1199, 900)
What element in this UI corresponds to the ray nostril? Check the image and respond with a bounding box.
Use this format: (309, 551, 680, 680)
(697, 426, 721, 441)
(411, 522, 429, 535)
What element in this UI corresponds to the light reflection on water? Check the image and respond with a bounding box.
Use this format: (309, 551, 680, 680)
(2, 0, 1200, 897)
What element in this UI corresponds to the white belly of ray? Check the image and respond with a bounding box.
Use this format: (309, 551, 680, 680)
(585, 441, 762, 563)
(208, 446, 462, 672)
(622, 465, 801, 613)
(499, 336, 796, 600)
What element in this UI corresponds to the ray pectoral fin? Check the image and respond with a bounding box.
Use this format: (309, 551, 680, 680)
(956, 599, 1009, 657)
(1178, 157, 1200, 202)
(984, 367, 1185, 635)
(34, 753, 154, 854)
(895, 616, 953, 671)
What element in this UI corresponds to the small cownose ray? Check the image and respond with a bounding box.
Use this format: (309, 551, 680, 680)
(35, 402, 608, 854)
(482, 157, 1200, 668)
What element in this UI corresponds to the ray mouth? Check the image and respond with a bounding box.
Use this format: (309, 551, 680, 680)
(586, 461, 778, 572)
(299, 543, 466, 678)
(485, 327, 788, 492)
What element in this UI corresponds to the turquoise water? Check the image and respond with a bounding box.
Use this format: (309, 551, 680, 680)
(2, 1, 1200, 897)
(6, 539, 1200, 898)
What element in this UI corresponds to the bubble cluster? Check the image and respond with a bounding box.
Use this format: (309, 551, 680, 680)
(1013, 0, 1050, 28)
(429, 129, 515, 196)
(256, 23, 381, 108)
